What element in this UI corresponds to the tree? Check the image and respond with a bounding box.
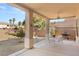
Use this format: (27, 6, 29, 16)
(32, 16, 45, 37)
(33, 16, 45, 30)
(13, 18, 16, 26)
(18, 21, 21, 27)
(22, 20, 25, 25)
(9, 19, 12, 26)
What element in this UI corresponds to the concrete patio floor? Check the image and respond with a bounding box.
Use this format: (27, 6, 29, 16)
(9, 38, 79, 56)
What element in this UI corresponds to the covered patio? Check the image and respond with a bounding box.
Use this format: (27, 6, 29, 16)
(9, 39, 79, 56)
(9, 3, 79, 56)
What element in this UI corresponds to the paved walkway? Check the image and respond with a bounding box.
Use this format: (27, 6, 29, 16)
(9, 38, 79, 56)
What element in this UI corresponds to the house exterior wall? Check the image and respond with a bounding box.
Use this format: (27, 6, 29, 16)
(0, 24, 9, 29)
(34, 18, 79, 40)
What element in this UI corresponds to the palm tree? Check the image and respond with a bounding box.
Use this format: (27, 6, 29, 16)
(22, 20, 25, 25)
(9, 19, 12, 26)
(13, 18, 16, 26)
(18, 21, 21, 27)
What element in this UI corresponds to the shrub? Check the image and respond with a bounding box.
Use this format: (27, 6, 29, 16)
(15, 27, 25, 38)
(9, 27, 25, 38)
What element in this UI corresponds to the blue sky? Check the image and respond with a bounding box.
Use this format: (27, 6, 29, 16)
(0, 3, 25, 24)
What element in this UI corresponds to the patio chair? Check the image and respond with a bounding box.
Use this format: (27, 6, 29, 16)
(51, 35, 64, 46)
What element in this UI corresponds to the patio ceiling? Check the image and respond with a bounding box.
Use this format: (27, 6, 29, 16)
(14, 3, 79, 19)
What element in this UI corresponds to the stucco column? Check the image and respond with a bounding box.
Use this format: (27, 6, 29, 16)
(45, 19, 49, 40)
(76, 17, 79, 42)
(24, 9, 33, 49)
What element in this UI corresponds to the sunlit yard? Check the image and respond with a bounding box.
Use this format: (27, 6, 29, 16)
(0, 29, 16, 41)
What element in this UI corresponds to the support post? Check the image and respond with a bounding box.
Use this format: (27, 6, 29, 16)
(45, 19, 49, 41)
(24, 9, 33, 49)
